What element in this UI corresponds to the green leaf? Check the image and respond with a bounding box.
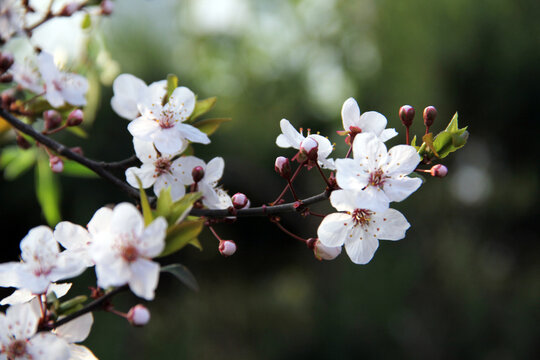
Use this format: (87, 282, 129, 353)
(421, 133, 439, 158)
(81, 13, 91, 29)
(65, 126, 88, 138)
(410, 135, 417, 147)
(192, 118, 231, 136)
(35, 155, 61, 226)
(155, 187, 173, 219)
(189, 97, 217, 122)
(188, 238, 203, 251)
(58, 295, 88, 313)
(168, 192, 202, 225)
(62, 160, 98, 178)
(161, 264, 199, 292)
(2, 148, 36, 180)
(0, 146, 21, 168)
(135, 176, 153, 226)
(445, 112, 459, 132)
(159, 219, 205, 257)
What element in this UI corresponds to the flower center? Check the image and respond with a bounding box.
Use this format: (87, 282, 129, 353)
(8, 339, 28, 358)
(121, 244, 139, 263)
(154, 158, 172, 176)
(158, 108, 176, 129)
(368, 169, 386, 188)
(352, 208, 372, 227)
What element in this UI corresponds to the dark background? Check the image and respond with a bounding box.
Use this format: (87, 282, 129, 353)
(1, 0, 539, 358)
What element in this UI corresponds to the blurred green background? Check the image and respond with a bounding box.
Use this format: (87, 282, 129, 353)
(1, 0, 539, 358)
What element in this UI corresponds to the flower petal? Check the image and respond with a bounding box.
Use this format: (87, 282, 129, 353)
(55, 313, 93, 343)
(375, 208, 410, 241)
(6, 302, 39, 340)
(125, 163, 156, 189)
(133, 138, 158, 163)
(28, 331, 70, 360)
(153, 173, 185, 201)
(128, 258, 160, 300)
(204, 157, 224, 184)
(168, 86, 196, 120)
(111, 74, 147, 119)
(54, 222, 91, 251)
(109, 203, 144, 237)
(87, 207, 113, 236)
(317, 212, 352, 247)
(176, 123, 211, 145)
(335, 158, 369, 191)
(357, 111, 387, 135)
(354, 186, 391, 212)
(379, 128, 398, 142)
(341, 97, 361, 131)
(128, 116, 160, 141)
(384, 144, 421, 176)
(382, 176, 422, 202)
(279, 119, 304, 149)
(67, 344, 99, 360)
(329, 189, 357, 212)
(352, 132, 388, 171)
(344, 235, 379, 265)
(138, 217, 167, 258)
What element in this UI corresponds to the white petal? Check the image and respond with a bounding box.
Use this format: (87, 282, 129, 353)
(127, 116, 160, 141)
(138, 217, 167, 258)
(45, 88, 65, 108)
(111, 74, 147, 119)
(357, 111, 387, 135)
(109, 203, 144, 237)
(354, 186, 391, 212)
(133, 138, 158, 163)
(379, 128, 398, 142)
(352, 132, 388, 171)
(54, 222, 91, 251)
(279, 119, 304, 149)
(20, 226, 59, 263)
(329, 190, 357, 212)
(49, 251, 87, 282)
(0, 262, 22, 288)
(384, 144, 421, 176)
(204, 157, 224, 184)
(176, 123, 211, 145)
(375, 208, 410, 241)
(129, 259, 160, 300)
(314, 241, 342, 260)
(309, 134, 333, 160)
(0, 288, 34, 306)
(49, 283, 72, 299)
(153, 174, 185, 201)
(341, 97, 360, 131)
(344, 235, 379, 265)
(334, 158, 368, 191)
(6, 302, 38, 340)
(125, 164, 156, 189)
(382, 176, 422, 203)
(276, 134, 292, 148)
(28, 332, 70, 360)
(153, 128, 189, 155)
(60, 74, 88, 106)
(200, 182, 221, 209)
(168, 86, 196, 120)
(87, 207, 113, 236)
(173, 156, 206, 184)
(37, 52, 58, 83)
(55, 313, 93, 343)
(317, 212, 352, 247)
(94, 255, 130, 289)
(67, 344, 99, 360)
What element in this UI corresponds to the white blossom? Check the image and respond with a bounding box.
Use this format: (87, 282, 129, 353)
(89, 203, 167, 300)
(0, 226, 87, 294)
(0, 0, 24, 43)
(339, 97, 398, 142)
(128, 85, 210, 155)
(275, 118, 335, 169)
(54, 313, 97, 360)
(318, 189, 410, 264)
(335, 132, 422, 212)
(10, 58, 44, 94)
(0, 303, 70, 360)
(313, 239, 342, 261)
(125, 138, 190, 201)
(110, 73, 165, 120)
(54, 222, 94, 268)
(37, 51, 88, 108)
(1, 283, 71, 306)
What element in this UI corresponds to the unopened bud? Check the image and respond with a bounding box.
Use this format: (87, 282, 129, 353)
(67, 109, 84, 126)
(191, 166, 205, 183)
(430, 164, 448, 178)
(100, 0, 114, 15)
(308, 238, 342, 261)
(299, 137, 318, 161)
(0, 73, 13, 83)
(59, 3, 80, 16)
(43, 110, 62, 130)
(219, 240, 236, 257)
(16, 134, 31, 149)
(1, 90, 15, 108)
(49, 156, 64, 173)
(231, 193, 249, 209)
(274, 156, 291, 179)
(127, 304, 150, 326)
(0, 52, 14, 72)
(399, 105, 415, 127)
(70, 146, 84, 156)
(423, 106, 437, 128)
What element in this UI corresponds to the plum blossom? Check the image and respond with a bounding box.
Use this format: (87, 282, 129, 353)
(312, 239, 342, 261)
(110, 73, 165, 120)
(125, 138, 190, 201)
(0, 303, 70, 360)
(128, 85, 210, 155)
(89, 203, 167, 300)
(335, 132, 422, 212)
(175, 156, 226, 209)
(10, 59, 44, 94)
(37, 51, 88, 108)
(339, 97, 398, 143)
(1, 283, 71, 306)
(318, 189, 410, 264)
(54, 222, 94, 268)
(54, 313, 97, 360)
(0, 0, 24, 43)
(0, 226, 87, 294)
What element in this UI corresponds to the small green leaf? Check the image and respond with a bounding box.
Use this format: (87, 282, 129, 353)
(62, 160, 98, 178)
(410, 135, 417, 147)
(445, 112, 459, 133)
(421, 133, 439, 158)
(168, 192, 202, 225)
(135, 176, 153, 226)
(3, 148, 36, 180)
(58, 295, 88, 313)
(81, 13, 92, 29)
(189, 97, 217, 122)
(35, 155, 61, 226)
(189, 238, 203, 251)
(192, 118, 231, 136)
(159, 219, 205, 257)
(0, 146, 21, 169)
(155, 187, 173, 219)
(161, 264, 199, 292)
(65, 126, 88, 138)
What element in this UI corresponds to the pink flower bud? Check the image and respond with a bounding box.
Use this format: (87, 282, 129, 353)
(100, 0, 114, 15)
(219, 240, 236, 257)
(275, 156, 291, 179)
(43, 110, 62, 130)
(49, 156, 64, 173)
(59, 3, 80, 16)
(127, 304, 150, 326)
(67, 109, 84, 126)
(192, 166, 205, 183)
(423, 106, 437, 128)
(430, 164, 448, 178)
(0, 52, 14, 72)
(299, 137, 318, 161)
(311, 239, 341, 261)
(399, 105, 415, 127)
(231, 193, 249, 209)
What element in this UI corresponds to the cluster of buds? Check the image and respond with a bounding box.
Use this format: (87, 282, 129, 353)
(43, 109, 84, 132)
(0, 52, 14, 83)
(399, 104, 438, 140)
